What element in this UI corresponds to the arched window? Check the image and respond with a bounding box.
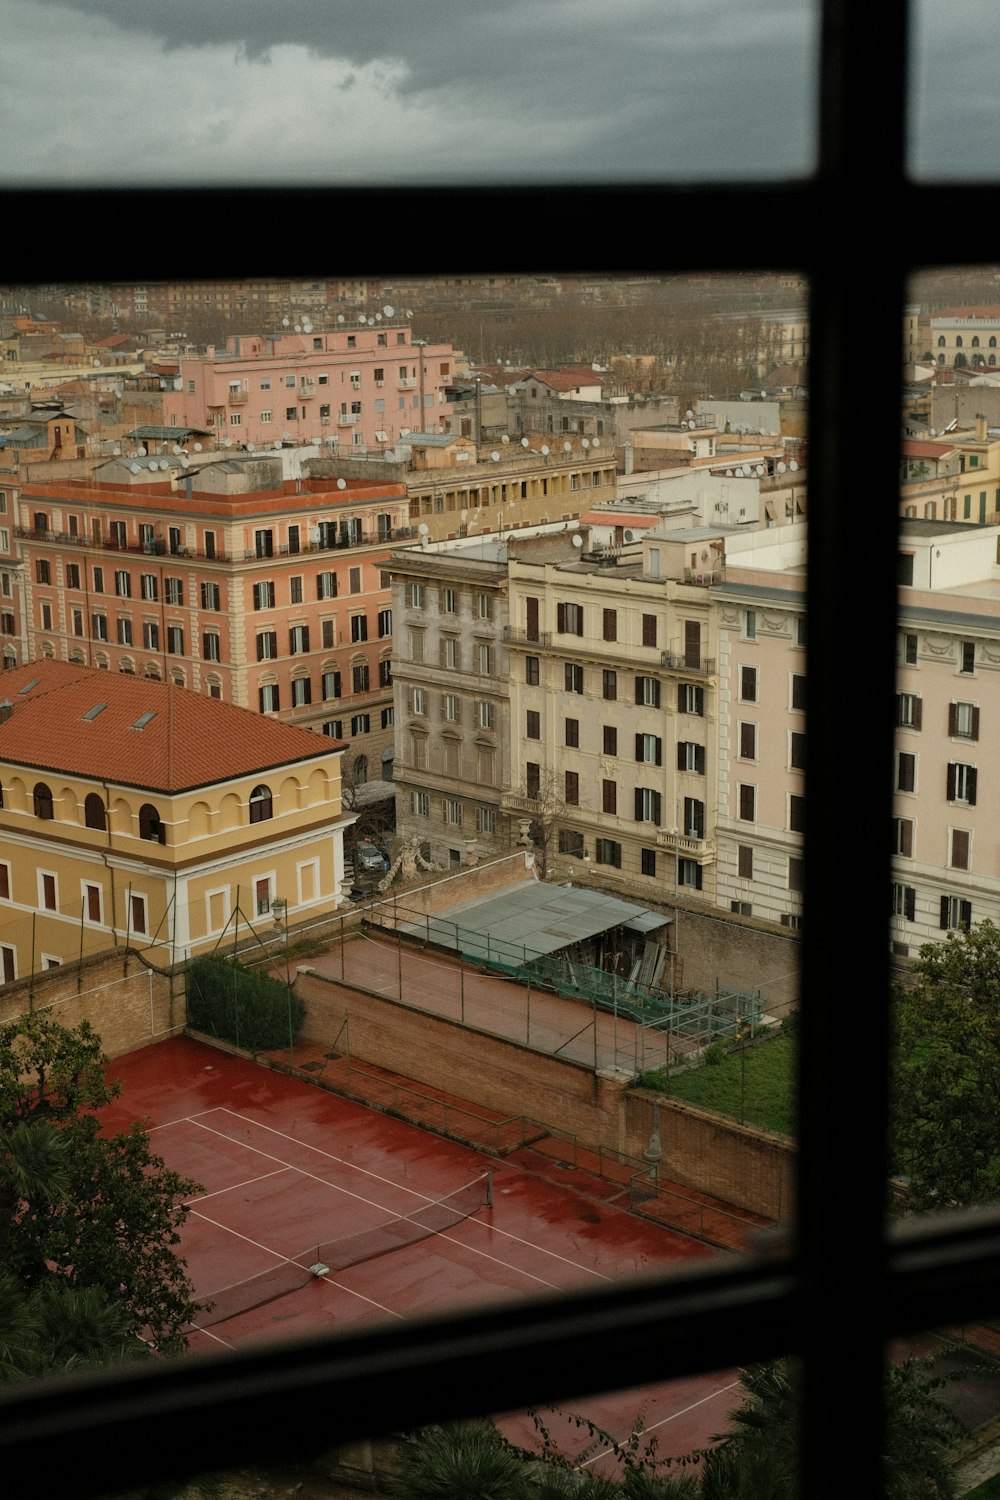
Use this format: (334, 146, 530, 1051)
(33, 511, 49, 535)
(972, 335, 980, 347)
(33, 783, 53, 820)
(956, 335, 964, 347)
(353, 754, 369, 785)
(991, 355, 997, 367)
(138, 803, 163, 842)
(990, 336, 997, 348)
(249, 785, 273, 823)
(937, 335, 946, 347)
(955, 352, 968, 368)
(84, 792, 106, 830)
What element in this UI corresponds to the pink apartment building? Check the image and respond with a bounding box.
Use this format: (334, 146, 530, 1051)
(15, 463, 413, 778)
(163, 325, 460, 452)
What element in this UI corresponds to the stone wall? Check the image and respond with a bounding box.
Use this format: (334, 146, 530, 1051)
(0, 950, 183, 1057)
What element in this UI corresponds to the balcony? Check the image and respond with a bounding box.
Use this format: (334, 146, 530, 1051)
(227, 388, 248, 404)
(338, 412, 360, 425)
(682, 567, 724, 586)
(397, 378, 417, 389)
(655, 828, 716, 859)
(502, 626, 552, 649)
(660, 650, 716, 676)
(501, 790, 541, 815)
(15, 527, 228, 563)
(299, 381, 316, 398)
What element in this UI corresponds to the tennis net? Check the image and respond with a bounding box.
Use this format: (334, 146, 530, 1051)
(192, 1171, 493, 1331)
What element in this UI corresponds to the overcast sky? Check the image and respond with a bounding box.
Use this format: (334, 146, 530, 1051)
(1, 0, 997, 186)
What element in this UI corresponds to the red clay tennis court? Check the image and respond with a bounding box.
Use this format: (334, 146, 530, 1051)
(102, 1035, 742, 1466)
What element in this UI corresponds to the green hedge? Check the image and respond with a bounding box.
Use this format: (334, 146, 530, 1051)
(186, 955, 306, 1053)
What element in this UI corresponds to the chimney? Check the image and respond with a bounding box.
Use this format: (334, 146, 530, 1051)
(976, 412, 987, 443)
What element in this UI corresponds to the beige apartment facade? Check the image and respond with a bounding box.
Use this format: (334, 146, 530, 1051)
(0, 661, 352, 981)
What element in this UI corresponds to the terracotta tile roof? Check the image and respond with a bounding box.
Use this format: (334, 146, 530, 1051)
(0, 662, 341, 793)
(903, 439, 957, 456)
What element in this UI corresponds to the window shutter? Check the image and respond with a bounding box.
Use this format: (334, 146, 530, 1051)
(636, 734, 645, 762)
(962, 900, 972, 927)
(905, 886, 916, 921)
(696, 745, 705, 774)
(947, 763, 956, 800)
(677, 742, 686, 771)
(655, 738, 662, 767)
(677, 684, 686, 712)
(940, 895, 950, 930)
(695, 863, 703, 891)
(972, 707, 981, 740)
(948, 702, 957, 736)
(895, 693, 904, 727)
(969, 767, 978, 805)
(636, 677, 644, 705)
(634, 789, 643, 821)
(557, 602, 566, 633)
(653, 791, 662, 825)
(913, 696, 922, 730)
(899, 819, 912, 857)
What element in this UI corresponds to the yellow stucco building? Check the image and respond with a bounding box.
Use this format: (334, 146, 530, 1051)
(0, 661, 352, 980)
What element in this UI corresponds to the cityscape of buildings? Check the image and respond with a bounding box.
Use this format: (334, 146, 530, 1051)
(3, 273, 1000, 979)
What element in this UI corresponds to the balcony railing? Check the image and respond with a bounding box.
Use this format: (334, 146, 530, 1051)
(502, 626, 552, 649)
(227, 388, 248, 404)
(660, 650, 716, 675)
(655, 829, 716, 859)
(15, 527, 228, 563)
(682, 567, 725, 586)
(500, 790, 541, 814)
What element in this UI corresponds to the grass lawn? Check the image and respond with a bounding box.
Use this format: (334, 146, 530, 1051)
(640, 1030, 796, 1136)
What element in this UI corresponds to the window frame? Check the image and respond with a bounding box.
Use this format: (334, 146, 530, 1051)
(7, 13, 972, 1497)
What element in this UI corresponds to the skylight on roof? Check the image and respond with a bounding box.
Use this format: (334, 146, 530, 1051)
(82, 703, 107, 721)
(132, 711, 157, 730)
(18, 679, 40, 695)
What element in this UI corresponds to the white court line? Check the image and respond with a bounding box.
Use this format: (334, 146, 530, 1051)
(198, 1108, 613, 1282)
(189, 1205, 402, 1320)
(578, 1380, 742, 1467)
(187, 1166, 291, 1205)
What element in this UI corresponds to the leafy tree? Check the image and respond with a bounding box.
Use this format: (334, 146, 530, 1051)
(0, 1012, 203, 1375)
(891, 919, 1000, 1209)
(707, 1356, 964, 1500)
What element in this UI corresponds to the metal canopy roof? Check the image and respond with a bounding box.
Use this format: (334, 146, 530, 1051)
(400, 880, 670, 960)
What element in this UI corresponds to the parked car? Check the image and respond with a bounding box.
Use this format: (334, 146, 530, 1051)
(355, 838, 389, 876)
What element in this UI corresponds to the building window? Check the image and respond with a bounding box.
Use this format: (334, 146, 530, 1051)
(166, 626, 184, 655)
(565, 717, 579, 748)
(291, 676, 312, 707)
(895, 693, 921, 729)
(477, 593, 493, 621)
(678, 859, 702, 890)
(565, 662, 584, 694)
(444, 798, 463, 826)
(114, 569, 131, 598)
(789, 856, 805, 893)
(641, 848, 656, 877)
(201, 581, 221, 610)
(39, 872, 57, 911)
(789, 794, 806, 833)
(322, 669, 342, 701)
(36, 559, 51, 584)
(378, 608, 392, 637)
(255, 529, 274, 558)
(635, 787, 662, 824)
(635, 675, 660, 708)
(602, 725, 618, 756)
(790, 731, 807, 770)
(411, 791, 430, 817)
(642, 613, 657, 647)
(352, 662, 369, 695)
(895, 751, 916, 793)
(290, 624, 310, 654)
(678, 683, 704, 715)
(84, 792, 106, 830)
(602, 669, 617, 701)
(411, 687, 428, 715)
(442, 637, 460, 670)
(950, 701, 979, 739)
(203, 632, 221, 662)
(129, 893, 147, 936)
(678, 741, 705, 774)
(379, 658, 393, 687)
(526, 656, 540, 686)
(138, 803, 163, 842)
(635, 733, 662, 765)
(526, 710, 540, 739)
(738, 844, 753, 880)
(66, 562, 81, 589)
(744, 608, 757, 641)
(444, 693, 461, 722)
(164, 578, 183, 606)
(525, 762, 541, 799)
(891, 883, 916, 921)
(479, 643, 495, 675)
(253, 580, 276, 610)
(900, 630, 918, 665)
(595, 839, 622, 868)
(141, 574, 158, 601)
(143, 622, 159, 651)
(33, 783, 54, 820)
(947, 762, 977, 805)
(92, 613, 108, 641)
(602, 779, 617, 815)
(317, 571, 337, 600)
(477, 701, 495, 730)
(893, 816, 914, 857)
(348, 615, 367, 644)
(941, 895, 972, 930)
(249, 785, 273, 823)
(791, 673, 807, 710)
(258, 683, 280, 713)
(738, 784, 756, 822)
(407, 582, 425, 608)
(565, 771, 580, 806)
(257, 631, 278, 661)
(739, 722, 757, 760)
(602, 609, 617, 642)
(556, 601, 584, 635)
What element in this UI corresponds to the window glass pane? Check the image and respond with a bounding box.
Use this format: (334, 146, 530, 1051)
(911, 0, 1000, 179)
(3, 2, 817, 185)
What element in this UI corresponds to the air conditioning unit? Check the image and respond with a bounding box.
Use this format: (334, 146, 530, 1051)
(623, 529, 635, 542)
(321, 416, 330, 425)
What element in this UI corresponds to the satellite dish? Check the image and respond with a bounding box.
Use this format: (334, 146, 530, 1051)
(148, 460, 159, 471)
(383, 305, 395, 317)
(375, 313, 383, 322)
(274, 440, 282, 449)
(406, 309, 413, 318)
(337, 314, 345, 323)
(592, 437, 600, 447)
(789, 460, 799, 471)
(282, 317, 290, 327)
(777, 461, 787, 474)
(501, 434, 510, 443)
(563, 441, 572, 452)
(337, 478, 347, 490)
(172, 444, 182, 455)
(582, 438, 590, 449)
(181, 455, 189, 467)
(293, 324, 302, 333)
(490, 450, 500, 462)
(193, 443, 202, 452)
(521, 437, 529, 447)
(624, 529, 635, 542)
(686, 409, 694, 418)
(572, 534, 583, 548)
(247, 442, 256, 452)
(540, 444, 550, 455)
(130, 463, 141, 474)
(688, 420, 696, 429)
(725, 469, 734, 477)
(137, 447, 147, 457)
(418, 523, 429, 535)
(302, 321, 313, 333)
(755, 464, 765, 476)
(358, 314, 367, 324)
(567, 519, 579, 529)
